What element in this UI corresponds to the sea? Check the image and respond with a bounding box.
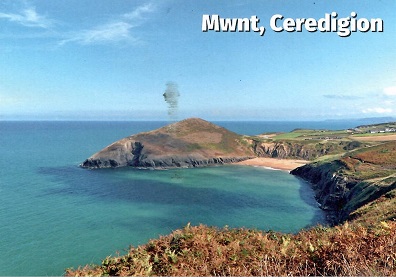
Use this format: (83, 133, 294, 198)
(0, 119, 381, 275)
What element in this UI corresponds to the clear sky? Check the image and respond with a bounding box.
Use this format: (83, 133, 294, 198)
(0, 0, 395, 121)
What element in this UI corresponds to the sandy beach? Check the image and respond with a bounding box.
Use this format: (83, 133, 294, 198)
(236, 157, 308, 171)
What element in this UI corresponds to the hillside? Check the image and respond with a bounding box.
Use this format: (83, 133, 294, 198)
(291, 141, 396, 224)
(81, 118, 255, 169)
(249, 123, 396, 161)
(66, 222, 396, 276)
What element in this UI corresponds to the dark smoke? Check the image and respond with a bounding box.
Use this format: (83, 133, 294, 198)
(163, 81, 180, 120)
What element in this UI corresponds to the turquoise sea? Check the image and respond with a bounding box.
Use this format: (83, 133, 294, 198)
(0, 120, 377, 275)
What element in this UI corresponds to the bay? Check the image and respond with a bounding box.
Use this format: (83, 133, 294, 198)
(0, 120, 365, 275)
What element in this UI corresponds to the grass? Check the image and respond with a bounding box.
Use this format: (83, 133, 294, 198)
(313, 153, 344, 163)
(146, 118, 254, 158)
(350, 192, 396, 225)
(65, 221, 396, 276)
(335, 142, 396, 180)
(272, 132, 308, 140)
(351, 141, 396, 167)
(271, 129, 350, 141)
(185, 143, 202, 151)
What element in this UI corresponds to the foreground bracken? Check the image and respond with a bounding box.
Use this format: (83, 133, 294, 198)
(66, 220, 396, 276)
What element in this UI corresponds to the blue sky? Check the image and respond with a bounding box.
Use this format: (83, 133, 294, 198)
(0, 0, 395, 121)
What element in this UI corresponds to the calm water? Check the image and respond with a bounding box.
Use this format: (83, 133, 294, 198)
(0, 120, 371, 275)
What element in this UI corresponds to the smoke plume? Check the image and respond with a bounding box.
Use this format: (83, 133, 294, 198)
(163, 81, 180, 120)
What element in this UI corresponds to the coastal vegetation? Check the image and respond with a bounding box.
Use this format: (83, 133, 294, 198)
(66, 221, 396, 276)
(68, 120, 396, 276)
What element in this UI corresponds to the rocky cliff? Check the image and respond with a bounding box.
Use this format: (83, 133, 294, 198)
(291, 142, 396, 224)
(291, 161, 359, 224)
(81, 118, 255, 169)
(251, 140, 360, 160)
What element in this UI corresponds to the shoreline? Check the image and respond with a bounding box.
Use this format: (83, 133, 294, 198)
(236, 157, 308, 171)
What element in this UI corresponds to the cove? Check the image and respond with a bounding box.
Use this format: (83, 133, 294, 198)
(109, 165, 326, 233)
(31, 164, 325, 275)
(0, 121, 326, 276)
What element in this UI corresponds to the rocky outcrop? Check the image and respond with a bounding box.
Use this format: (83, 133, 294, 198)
(81, 118, 255, 169)
(291, 161, 358, 223)
(82, 154, 250, 169)
(251, 140, 357, 160)
(291, 160, 396, 224)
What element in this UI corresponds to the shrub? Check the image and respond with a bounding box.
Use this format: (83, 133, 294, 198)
(65, 221, 396, 276)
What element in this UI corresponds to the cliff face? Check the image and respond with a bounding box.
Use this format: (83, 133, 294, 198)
(251, 140, 358, 160)
(291, 143, 396, 224)
(291, 161, 359, 223)
(81, 118, 255, 169)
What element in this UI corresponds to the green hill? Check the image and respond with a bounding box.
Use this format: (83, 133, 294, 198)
(81, 118, 255, 169)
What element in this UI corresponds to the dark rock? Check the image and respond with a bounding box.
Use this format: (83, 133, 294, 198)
(291, 160, 396, 225)
(251, 140, 350, 160)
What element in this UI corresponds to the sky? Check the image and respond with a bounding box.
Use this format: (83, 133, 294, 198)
(0, 0, 395, 121)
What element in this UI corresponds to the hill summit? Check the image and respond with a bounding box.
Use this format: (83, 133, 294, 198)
(81, 118, 255, 169)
